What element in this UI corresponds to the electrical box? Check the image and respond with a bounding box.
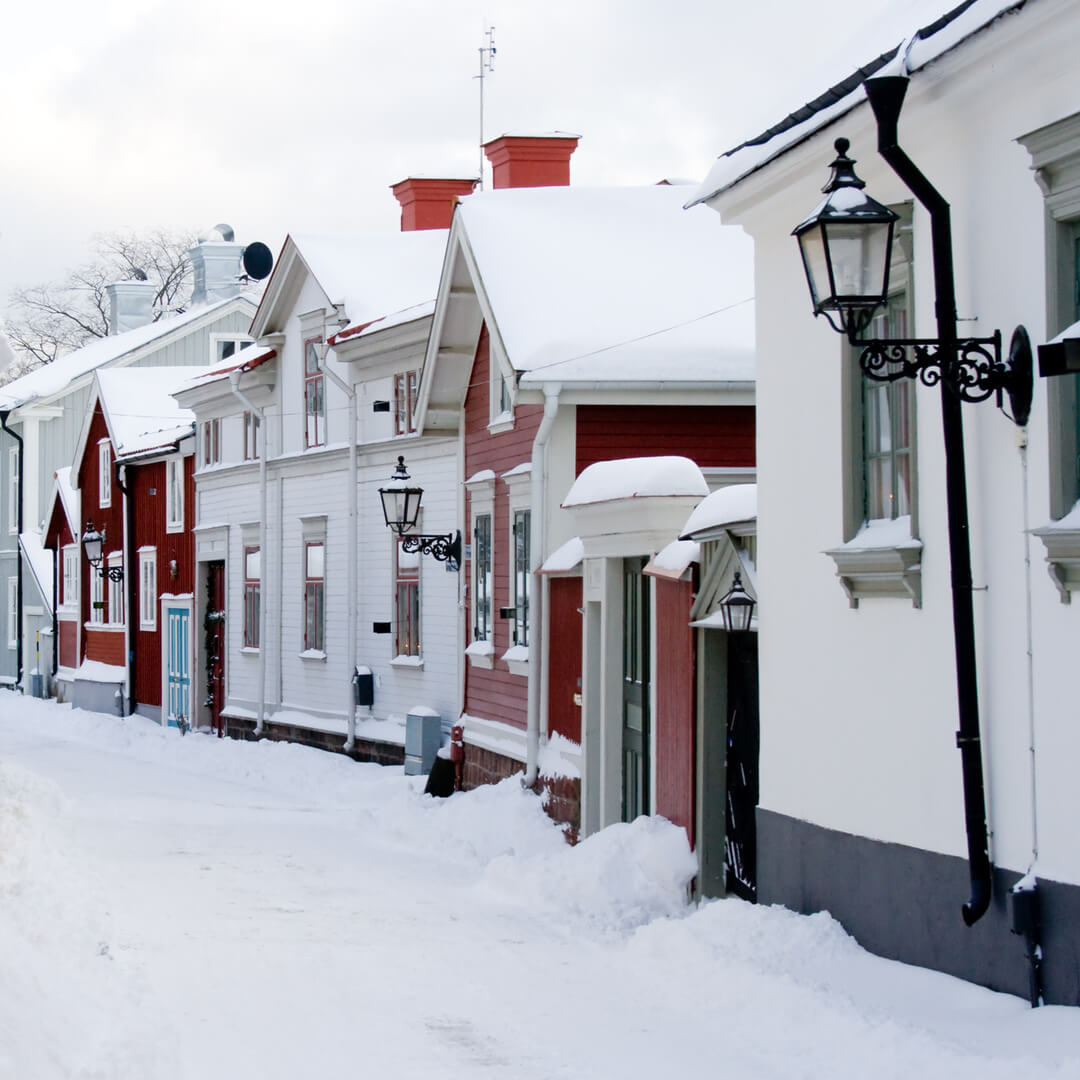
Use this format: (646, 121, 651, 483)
(353, 666, 374, 707)
(404, 710, 442, 775)
(1009, 880, 1040, 938)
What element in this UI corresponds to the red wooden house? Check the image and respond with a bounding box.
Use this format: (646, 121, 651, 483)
(418, 133, 756, 838)
(45, 368, 198, 724)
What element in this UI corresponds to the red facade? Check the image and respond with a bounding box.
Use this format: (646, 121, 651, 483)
(547, 577, 583, 743)
(43, 498, 77, 670)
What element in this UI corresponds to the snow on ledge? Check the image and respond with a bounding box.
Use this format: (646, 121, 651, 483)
(540, 536, 583, 574)
(73, 660, 126, 683)
(464, 640, 495, 657)
(538, 732, 581, 780)
(681, 484, 757, 538)
(562, 457, 707, 508)
(644, 539, 699, 580)
(837, 515, 922, 551)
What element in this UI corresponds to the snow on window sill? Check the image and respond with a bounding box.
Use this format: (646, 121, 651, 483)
(1033, 500, 1080, 602)
(500, 644, 529, 677)
(826, 517, 921, 609)
(487, 413, 515, 435)
(240, 646, 260, 655)
(390, 654, 423, 669)
(299, 649, 326, 662)
(139, 621, 157, 633)
(465, 639, 494, 669)
(84, 621, 125, 632)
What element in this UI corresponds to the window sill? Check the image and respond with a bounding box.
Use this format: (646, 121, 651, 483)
(139, 622, 157, 633)
(825, 519, 922, 608)
(299, 649, 326, 662)
(487, 415, 515, 435)
(84, 622, 126, 632)
(165, 523, 184, 535)
(501, 645, 529, 677)
(240, 646, 261, 655)
(390, 654, 424, 669)
(465, 640, 494, 668)
(1033, 511, 1080, 602)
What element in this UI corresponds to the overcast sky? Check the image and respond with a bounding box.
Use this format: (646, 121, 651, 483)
(1, 0, 940, 319)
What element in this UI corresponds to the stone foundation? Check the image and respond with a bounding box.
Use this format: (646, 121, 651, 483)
(537, 773, 581, 843)
(223, 715, 405, 767)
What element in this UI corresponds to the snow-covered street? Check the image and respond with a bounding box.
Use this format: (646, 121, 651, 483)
(1, 697, 1077, 1080)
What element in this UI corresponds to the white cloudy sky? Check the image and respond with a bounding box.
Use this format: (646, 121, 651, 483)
(0, 0, 942, 317)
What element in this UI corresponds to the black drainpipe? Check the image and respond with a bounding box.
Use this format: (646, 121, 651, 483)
(866, 73, 993, 926)
(0, 411, 24, 690)
(115, 461, 137, 716)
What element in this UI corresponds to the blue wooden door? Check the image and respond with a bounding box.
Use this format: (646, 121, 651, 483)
(166, 605, 191, 728)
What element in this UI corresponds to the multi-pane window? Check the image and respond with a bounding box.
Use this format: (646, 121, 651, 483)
(393, 371, 419, 435)
(473, 513, 492, 641)
(861, 294, 911, 521)
(304, 339, 326, 449)
(512, 509, 530, 646)
(6, 577, 15, 647)
(214, 337, 251, 363)
(107, 554, 123, 624)
(90, 567, 104, 625)
(8, 447, 17, 535)
(243, 412, 260, 461)
(244, 546, 260, 648)
(166, 458, 184, 530)
(303, 541, 325, 652)
(139, 550, 156, 630)
(203, 419, 221, 466)
(394, 540, 420, 657)
(99, 441, 112, 508)
(62, 547, 78, 610)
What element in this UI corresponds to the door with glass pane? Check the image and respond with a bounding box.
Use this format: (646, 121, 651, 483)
(165, 604, 191, 729)
(622, 558, 651, 821)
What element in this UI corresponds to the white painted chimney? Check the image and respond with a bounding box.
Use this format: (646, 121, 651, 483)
(106, 279, 156, 335)
(188, 224, 246, 306)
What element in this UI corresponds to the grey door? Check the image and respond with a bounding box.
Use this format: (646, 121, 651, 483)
(622, 558, 650, 821)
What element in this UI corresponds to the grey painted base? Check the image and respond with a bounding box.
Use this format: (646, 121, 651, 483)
(758, 808, 1080, 1006)
(133, 703, 161, 724)
(71, 679, 125, 717)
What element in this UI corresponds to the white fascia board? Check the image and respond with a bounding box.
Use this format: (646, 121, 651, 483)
(248, 239, 303, 339)
(331, 316, 430, 367)
(516, 383, 754, 407)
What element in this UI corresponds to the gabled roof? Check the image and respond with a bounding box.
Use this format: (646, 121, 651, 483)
(0, 292, 258, 411)
(44, 466, 80, 544)
(249, 231, 448, 340)
(688, 0, 1028, 207)
(72, 367, 200, 475)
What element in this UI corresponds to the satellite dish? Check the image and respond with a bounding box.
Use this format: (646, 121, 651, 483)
(241, 242, 273, 281)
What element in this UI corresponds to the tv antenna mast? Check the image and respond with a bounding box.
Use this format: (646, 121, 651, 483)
(476, 25, 496, 189)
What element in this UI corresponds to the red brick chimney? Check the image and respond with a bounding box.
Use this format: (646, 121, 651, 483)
(483, 132, 581, 189)
(390, 177, 478, 231)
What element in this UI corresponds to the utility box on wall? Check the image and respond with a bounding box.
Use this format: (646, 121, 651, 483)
(404, 709, 442, 775)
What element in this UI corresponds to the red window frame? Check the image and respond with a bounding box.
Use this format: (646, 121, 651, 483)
(304, 339, 326, 449)
(393, 370, 419, 435)
(394, 539, 420, 656)
(243, 546, 260, 648)
(303, 540, 325, 652)
(203, 418, 220, 466)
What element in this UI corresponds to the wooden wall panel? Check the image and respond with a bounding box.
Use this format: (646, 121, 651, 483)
(547, 576, 582, 743)
(58, 620, 77, 669)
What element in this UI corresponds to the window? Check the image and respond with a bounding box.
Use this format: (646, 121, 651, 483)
(512, 509, 530, 646)
(90, 567, 104, 625)
(212, 335, 252, 364)
(473, 513, 492, 641)
(393, 539, 420, 657)
(139, 549, 156, 630)
(107, 553, 123, 624)
(166, 458, 184, 531)
(7, 447, 17, 535)
(6, 577, 15, 648)
(244, 546, 260, 648)
(303, 540, 325, 653)
(393, 370, 419, 435)
(304, 339, 326, 448)
(243, 412, 260, 461)
(202, 419, 221, 466)
(62, 546, 78, 611)
(99, 440, 112, 508)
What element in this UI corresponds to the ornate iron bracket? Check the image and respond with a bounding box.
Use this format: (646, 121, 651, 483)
(858, 326, 1033, 426)
(400, 530, 462, 571)
(97, 563, 125, 584)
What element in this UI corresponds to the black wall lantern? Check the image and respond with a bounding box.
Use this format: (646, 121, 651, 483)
(718, 571, 755, 633)
(82, 521, 123, 582)
(790, 68, 1038, 930)
(378, 456, 461, 571)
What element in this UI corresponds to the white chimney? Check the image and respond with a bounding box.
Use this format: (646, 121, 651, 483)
(106, 279, 156, 335)
(188, 223, 245, 306)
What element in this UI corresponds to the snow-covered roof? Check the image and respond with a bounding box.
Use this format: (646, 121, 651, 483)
(284, 231, 447, 336)
(680, 484, 757, 539)
(539, 536, 584, 575)
(0, 293, 258, 411)
(688, 0, 1028, 207)
(51, 466, 80, 536)
(457, 184, 754, 384)
(563, 456, 708, 508)
(95, 368, 198, 459)
(172, 343, 276, 394)
(643, 539, 700, 580)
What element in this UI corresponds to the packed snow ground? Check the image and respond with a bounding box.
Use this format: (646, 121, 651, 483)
(1, 696, 1078, 1080)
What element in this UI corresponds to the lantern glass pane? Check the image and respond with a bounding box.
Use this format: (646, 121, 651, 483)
(797, 226, 831, 308)
(823, 221, 892, 302)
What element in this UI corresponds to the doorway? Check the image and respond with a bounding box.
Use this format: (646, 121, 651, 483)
(622, 558, 651, 821)
(724, 631, 759, 901)
(206, 560, 226, 737)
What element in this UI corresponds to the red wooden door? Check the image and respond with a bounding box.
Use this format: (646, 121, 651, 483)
(207, 561, 226, 737)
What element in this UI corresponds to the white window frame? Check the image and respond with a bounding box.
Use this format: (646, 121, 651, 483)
(202, 419, 221, 468)
(502, 465, 532, 673)
(139, 548, 157, 631)
(243, 411, 260, 461)
(166, 457, 184, 533)
(392, 520, 422, 662)
(107, 552, 123, 625)
(209, 333, 253, 365)
(465, 471, 496, 668)
(90, 566, 104, 625)
(489, 354, 515, 430)
(243, 542, 260, 650)
(6, 577, 15, 648)
(98, 439, 112, 509)
(61, 545, 78, 614)
(7, 447, 17, 536)
(300, 517, 327, 658)
(393, 370, 419, 436)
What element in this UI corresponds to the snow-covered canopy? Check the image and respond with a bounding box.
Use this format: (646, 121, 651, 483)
(0, 293, 257, 411)
(95, 368, 198, 459)
(688, 0, 1027, 207)
(681, 484, 757, 539)
(563, 457, 708, 508)
(457, 184, 754, 384)
(539, 535, 584, 575)
(643, 539, 700, 580)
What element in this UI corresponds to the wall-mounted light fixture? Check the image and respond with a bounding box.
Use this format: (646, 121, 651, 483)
(82, 522, 124, 582)
(378, 456, 461, 571)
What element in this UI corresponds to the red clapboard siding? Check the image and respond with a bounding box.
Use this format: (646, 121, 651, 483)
(462, 325, 541, 730)
(84, 627, 124, 666)
(653, 576, 696, 843)
(547, 576, 582, 743)
(58, 620, 77, 669)
(575, 404, 755, 475)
